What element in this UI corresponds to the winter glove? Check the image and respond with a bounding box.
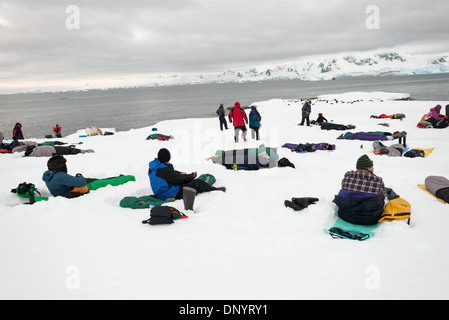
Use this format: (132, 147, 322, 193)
(291, 197, 319, 207)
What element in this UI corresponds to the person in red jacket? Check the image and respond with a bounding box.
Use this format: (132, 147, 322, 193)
(53, 124, 62, 138)
(13, 123, 24, 140)
(228, 102, 248, 142)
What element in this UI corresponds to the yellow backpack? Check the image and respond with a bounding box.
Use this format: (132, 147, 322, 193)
(379, 198, 411, 223)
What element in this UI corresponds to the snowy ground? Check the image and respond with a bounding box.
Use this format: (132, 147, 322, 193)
(0, 92, 448, 300)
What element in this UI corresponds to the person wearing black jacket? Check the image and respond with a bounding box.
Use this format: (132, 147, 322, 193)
(13, 123, 24, 140)
(216, 103, 228, 131)
(299, 101, 312, 126)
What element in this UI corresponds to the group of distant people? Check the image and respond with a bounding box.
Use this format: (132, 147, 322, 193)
(9, 123, 63, 141)
(216, 100, 329, 142)
(216, 102, 262, 142)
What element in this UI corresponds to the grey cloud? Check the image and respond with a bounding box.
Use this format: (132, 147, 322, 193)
(1, 0, 448, 91)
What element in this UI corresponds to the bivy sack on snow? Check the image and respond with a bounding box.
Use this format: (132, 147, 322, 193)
(209, 145, 279, 170)
(141, 206, 188, 225)
(85, 126, 103, 136)
(417, 114, 433, 128)
(11, 182, 49, 204)
(146, 133, 174, 141)
(338, 131, 390, 141)
(319, 123, 355, 131)
(282, 142, 335, 153)
(339, 131, 407, 146)
(63, 175, 136, 198)
(86, 175, 136, 192)
(120, 195, 176, 209)
(424, 176, 449, 204)
(333, 193, 385, 226)
(403, 148, 434, 158)
(370, 113, 406, 120)
(120, 174, 216, 209)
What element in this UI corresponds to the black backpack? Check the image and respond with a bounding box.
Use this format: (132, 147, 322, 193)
(278, 157, 295, 168)
(142, 206, 186, 225)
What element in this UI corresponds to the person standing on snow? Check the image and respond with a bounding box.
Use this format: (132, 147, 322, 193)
(216, 103, 228, 131)
(299, 101, 312, 126)
(228, 102, 248, 142)
(249, 105, 262, 140)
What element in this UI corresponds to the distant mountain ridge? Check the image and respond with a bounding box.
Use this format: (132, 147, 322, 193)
(143, 51, 449, 87)
(13, 51, 449, 94)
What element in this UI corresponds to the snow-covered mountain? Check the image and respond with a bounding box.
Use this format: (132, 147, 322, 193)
(142, 51, 449, 87)
(12, 51, 449, 94)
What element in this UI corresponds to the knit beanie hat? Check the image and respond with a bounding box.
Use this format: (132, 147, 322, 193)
(356, 154, 374, 169)
(157, 148, 171, 163)
(47, 155, 68, 172)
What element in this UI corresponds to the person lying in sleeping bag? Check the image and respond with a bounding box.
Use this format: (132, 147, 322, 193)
(42, 155, 133, 198)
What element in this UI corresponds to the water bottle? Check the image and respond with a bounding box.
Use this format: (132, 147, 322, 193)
(150, 203, 154, 210)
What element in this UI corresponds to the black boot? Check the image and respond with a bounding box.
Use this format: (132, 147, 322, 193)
(284, 200, 307, 211)
(183, 187, 197, 211)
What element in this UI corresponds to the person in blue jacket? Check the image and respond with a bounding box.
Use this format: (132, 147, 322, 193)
(148, 148, 225, 200)
(42, 155, 128, 198)
(248, 105, 262, 140)
(42, 155, 89, 198)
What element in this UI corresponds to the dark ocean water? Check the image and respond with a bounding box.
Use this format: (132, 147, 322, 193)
(1, 73, 448, 139)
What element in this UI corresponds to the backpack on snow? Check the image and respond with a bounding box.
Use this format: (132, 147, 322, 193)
(378, 198, 411, 224)
(278, 157, 295, 169)
(11, 182, 48, 204)
(142, 206, 187, 225)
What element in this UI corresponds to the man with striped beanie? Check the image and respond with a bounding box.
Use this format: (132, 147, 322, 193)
(333, 154, 387, 225)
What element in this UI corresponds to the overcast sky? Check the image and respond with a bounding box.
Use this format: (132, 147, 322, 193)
(1, 0, 448, 93)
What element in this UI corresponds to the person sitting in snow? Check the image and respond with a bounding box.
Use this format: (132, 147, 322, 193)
(315, 113, 328, 124)
(0, 132, 21, 153)
(333, 154, 387, 225)
(148, 148, 226, 201)
(228, 102, 248, 142)
(53, 124, 62, 138)
(424, 105, 448, 128)
(42, 155, 132, 198)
